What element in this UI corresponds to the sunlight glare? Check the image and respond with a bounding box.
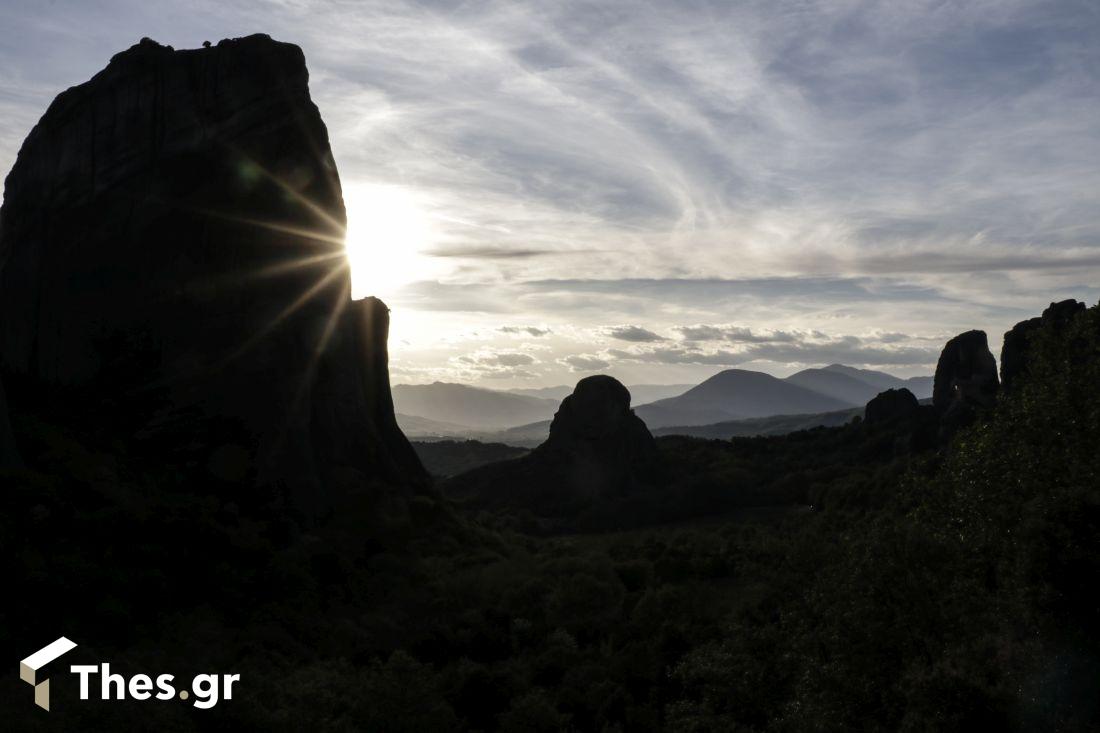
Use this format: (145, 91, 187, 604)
(343, 182, 437, 300)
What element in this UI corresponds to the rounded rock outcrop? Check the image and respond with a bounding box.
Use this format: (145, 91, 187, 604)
(547, 375, 655, 451)
(445, 375, 661, 518)
(864, 387, 920, 426)
(933, 330, 999, 413)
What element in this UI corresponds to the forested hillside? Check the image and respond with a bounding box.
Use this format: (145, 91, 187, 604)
(5, 301, 1097, 729)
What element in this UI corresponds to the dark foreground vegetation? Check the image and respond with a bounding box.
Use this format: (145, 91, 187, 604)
(412, 440, 530, 478)
(4, 303, 1100, 731)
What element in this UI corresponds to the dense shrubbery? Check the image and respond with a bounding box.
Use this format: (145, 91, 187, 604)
(411, 440, 529, 478)
(669, 305, 1100, 730)
(4, 305, 1099, 730)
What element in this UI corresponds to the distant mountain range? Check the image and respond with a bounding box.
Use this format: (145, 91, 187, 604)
(788, 365, 933, 404)
(650, 394, 934, 441)
(651, 406, 864, 439)
(394, 365, 932, 440)
(635, 370, 851, 428)
(635, 365, 931, 429)
(393, 382, 692, 435)
(392, 383, 559, 431)
(394, 413, 479, 437)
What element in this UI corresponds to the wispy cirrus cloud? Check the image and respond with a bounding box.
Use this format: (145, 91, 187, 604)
(2, 0, 1098, 386)
(499, 325, 552, 337)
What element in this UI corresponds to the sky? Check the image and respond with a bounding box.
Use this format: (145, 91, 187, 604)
(2, 0, 1099, 388)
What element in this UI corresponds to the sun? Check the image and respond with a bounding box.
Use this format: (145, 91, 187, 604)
(343, 182, 436, 300)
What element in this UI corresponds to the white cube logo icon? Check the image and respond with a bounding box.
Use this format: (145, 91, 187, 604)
(20, 637, 77, 711)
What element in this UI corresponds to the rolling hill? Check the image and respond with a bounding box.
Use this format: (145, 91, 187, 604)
(395, 413, 479, 438)
(504, 385, 574, 401)
(814, 364, 933, 397)
(635, 369, 854, 428)
(785, 368, 891, 405)
(651, 406, 864, 439)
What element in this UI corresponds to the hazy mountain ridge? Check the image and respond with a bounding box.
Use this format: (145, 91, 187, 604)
(396, 413, 479, 437)
(397, 366, 934, 442)
(817, 363, 933, 396)
(652, 406, 864, 439)
(786, 365, 933, 406)
(504, 385, 575, 401)
(635, 369, 854, 428)
(634, 365, 933, 431)
(786, 368, 888, 405)
(394, 381, 694, 435)
(506, 383, 693, 404)
(392, 382, 559, 430)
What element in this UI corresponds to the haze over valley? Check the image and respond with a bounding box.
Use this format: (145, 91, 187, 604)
(396, 363, 932, 442)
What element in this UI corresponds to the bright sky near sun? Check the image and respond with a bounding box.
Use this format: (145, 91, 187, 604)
(2, 0, 1100, 387)
(343, 181, 442, 299)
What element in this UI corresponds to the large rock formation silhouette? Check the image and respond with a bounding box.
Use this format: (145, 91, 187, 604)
(932, 330, 999, 431)
(444, 375, 661, 518)
(0, 377, 18, 468)
(1001, 299, 1086, 391)
(933, 331, 999, 410)
(0, 35, 425, 514)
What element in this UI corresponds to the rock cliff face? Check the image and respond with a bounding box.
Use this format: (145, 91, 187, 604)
(445, 376, 661, 517)
(933, 330, 999, 414)
(0, 377, 18, 468)
(1001, 299, 1086, 391)
(542, 375, 658, 488)
(0, 35, 425, 512)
